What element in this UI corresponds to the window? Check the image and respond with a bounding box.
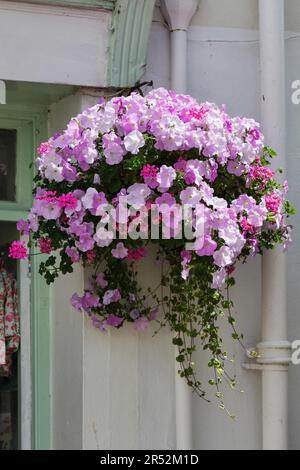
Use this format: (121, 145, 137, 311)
(0, 130, 17, 202)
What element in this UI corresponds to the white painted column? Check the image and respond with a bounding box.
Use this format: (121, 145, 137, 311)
(160, 0, 200, 450)
(258, 0, 290, 450)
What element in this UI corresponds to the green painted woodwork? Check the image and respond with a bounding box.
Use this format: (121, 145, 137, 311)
(30, 113, 52, 450)
(0, 118, 33, 213)
(0, 102, 51, 450)
(0, 210, 29, 222)
(31, 255, 51, 450)
(5, 81, 78, 107)
(109, 0, 156, 87)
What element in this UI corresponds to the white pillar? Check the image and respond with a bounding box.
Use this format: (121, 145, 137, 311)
(160, 0, 200, 450)
(258, 0, 290, 450)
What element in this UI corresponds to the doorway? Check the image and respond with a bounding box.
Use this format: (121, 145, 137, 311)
(0, 104, 50, 449)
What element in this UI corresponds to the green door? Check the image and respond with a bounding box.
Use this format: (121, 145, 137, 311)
(0, 105, 51, 450)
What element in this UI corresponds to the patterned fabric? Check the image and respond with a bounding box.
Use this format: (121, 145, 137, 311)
(0, 269, 19, 376)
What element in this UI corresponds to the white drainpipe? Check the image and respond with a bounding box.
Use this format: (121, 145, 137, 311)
(257, 0, 290, 450)
(160, 0, 200, 450)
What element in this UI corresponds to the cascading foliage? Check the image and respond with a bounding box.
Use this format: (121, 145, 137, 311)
(10, 88, 294, 406)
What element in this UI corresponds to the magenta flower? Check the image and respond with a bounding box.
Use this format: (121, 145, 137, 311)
(103, 131, 125, 165)
(196, 236, 217, 257)
(28, 212, 39, 233)
(76, 233, 95, 253)
(174, 157, 187, 171)
(247, 128, 262, 144)
(140, 164, 159, 188)
(181, 250, 192, 264)
(91, 315, 107, 334)
(38, 238, 53, 254)
(9, 241, 28, 260)
(265, 192, 282, 214)
(180, 250, 192, 280)
(231, 194, 257, 214)
(37, 200, 62, 221)
(127, 247, 146, 262)
(134, 316, 150, 332)
(82, 188, 107, 215)
(184, 170, 196, 185)
(180, 187, 201, 206)
(65, 247, 80, 263)
(157, 165, 177, 192)
(57, 193, 78, 210)
(212, 269, 227, 289)
(213, 246, 233, 268)
(86, 250, 96, 264)
(81, 292, 100, 309)
(62, 163, 78, 183)
(127, 183, 151, 209)
(96, 272, 108, 289)
(156, 192, 176, 207)
(71, 293, 83, 311)
(38, 142, 51, 156)
(103, 289, 121, 305)
(106, 315, 124, 328)
(71, 292, 97, 311)
(240, 217, 257, 237)
(111, 242, 128, 259)
(227, 160, 245, 177)
(247, 205, 267, 227)
(248, 165, 274, 186)
(16, 219, 30, 235)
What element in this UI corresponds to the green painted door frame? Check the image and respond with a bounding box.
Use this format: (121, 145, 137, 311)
(0, 103, 51, 449)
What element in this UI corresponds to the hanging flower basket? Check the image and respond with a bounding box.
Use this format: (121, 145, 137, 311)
(10, 88, 294, 405)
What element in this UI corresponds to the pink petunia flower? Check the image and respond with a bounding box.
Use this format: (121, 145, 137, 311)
(9, 241, 28, 260)
(38, 238, 53, 254)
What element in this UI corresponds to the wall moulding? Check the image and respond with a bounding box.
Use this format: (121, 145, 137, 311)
(12, 0, 116, 10)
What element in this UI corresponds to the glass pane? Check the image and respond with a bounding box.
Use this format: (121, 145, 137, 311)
(0, 222, 19, 450)
(0, 129, 17, 202)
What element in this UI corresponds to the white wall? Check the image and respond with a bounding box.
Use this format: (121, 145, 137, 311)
(0, 1, 110, 86)
(145, 0, 300, 450)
